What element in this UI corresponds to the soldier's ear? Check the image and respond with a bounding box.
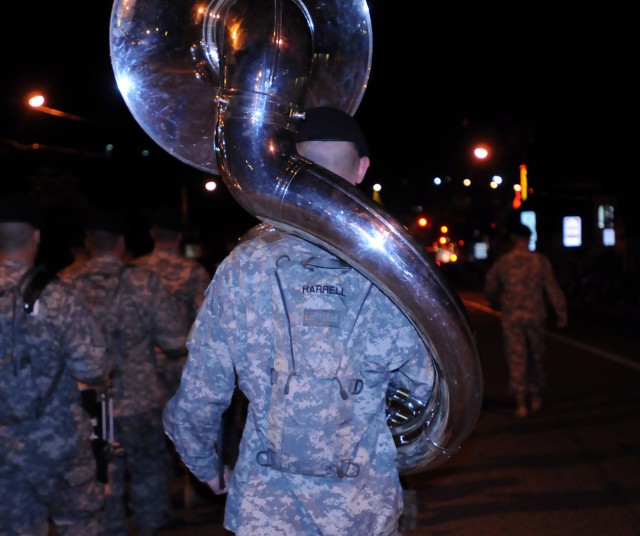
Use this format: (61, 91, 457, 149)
(355, 156, 370, 185)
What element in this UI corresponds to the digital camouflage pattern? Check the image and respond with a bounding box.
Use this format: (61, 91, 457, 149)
(0, 259, 109, 536)
(60, 255, 188, 418)
(133, 248, 210, 402)
(484, 247, 567, 397)
(164, 228, 434, 536)
(258, 252, 374, 478)
(61, 255, 188, 534)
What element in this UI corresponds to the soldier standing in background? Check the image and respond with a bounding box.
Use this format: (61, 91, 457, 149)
(133, 207, 211, 508)
(59, 209, 188, 536)
(485, 222, 568, 418)
(0, 194, 110, 536)
(133, 207, 211, 404)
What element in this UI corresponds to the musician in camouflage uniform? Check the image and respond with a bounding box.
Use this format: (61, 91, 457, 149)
(133, 207, 211, 509)
(164, 108, 434, 535)
(0, 194, 109, 536)
(133, 207, 211, 404)
(59, 210, 188, 536)
(484, 222, 568, 418)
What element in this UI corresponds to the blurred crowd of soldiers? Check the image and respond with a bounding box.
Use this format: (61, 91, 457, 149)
(0, 194, 211, 536)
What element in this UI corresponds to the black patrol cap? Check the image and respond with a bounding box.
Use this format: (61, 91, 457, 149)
(296, 107, 370, 157)
(0, 193, 43, 229)
(86, 209, 127, 235)
(511, 222, 532, 239)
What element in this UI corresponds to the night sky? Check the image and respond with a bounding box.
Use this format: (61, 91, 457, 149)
(1, 1, 635, 266)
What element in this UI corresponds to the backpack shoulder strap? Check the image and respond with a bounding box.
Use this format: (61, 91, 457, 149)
(15, 265, 64, 415)
(272, 254, 373, 398)
(111, 264, 130, 302)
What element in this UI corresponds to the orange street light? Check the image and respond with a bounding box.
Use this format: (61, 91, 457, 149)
(27, 93, 89, 123)
(473, 145, 489, 160)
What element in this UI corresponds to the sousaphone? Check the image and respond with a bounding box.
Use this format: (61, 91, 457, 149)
(109, 0, 483, 474)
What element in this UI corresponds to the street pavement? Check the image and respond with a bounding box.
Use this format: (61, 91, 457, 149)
(154, 290, 640, 536)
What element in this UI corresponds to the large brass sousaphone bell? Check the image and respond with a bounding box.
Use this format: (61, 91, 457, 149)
(109, 0, 483, 474)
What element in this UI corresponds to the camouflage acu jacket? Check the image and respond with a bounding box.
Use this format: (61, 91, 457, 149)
(133, 248, 210, 328)
(164, 228, 434, 535)
(485, 248, 568, 324)
(0, 259, 109, 472)
(61, 255, 187, 417)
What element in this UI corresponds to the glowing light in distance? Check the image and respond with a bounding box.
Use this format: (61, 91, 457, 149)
(28, 94, 45, 108)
